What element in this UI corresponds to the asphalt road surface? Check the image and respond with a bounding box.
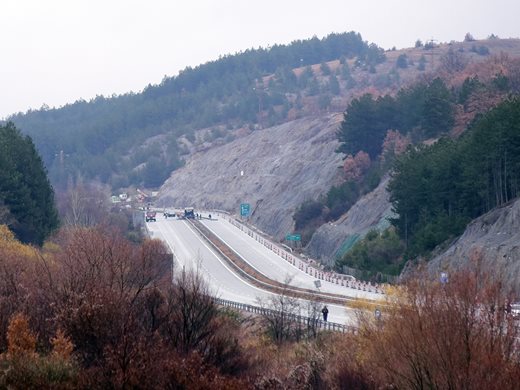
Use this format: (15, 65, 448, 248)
(147, 217, 357, 325)
(200, 216, 381, 300)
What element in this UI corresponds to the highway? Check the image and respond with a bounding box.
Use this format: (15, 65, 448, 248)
(147, 217, 363, 325)
(199, 215, 381, 300)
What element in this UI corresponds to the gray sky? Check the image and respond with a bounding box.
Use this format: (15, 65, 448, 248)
(1, 0, 518, 119)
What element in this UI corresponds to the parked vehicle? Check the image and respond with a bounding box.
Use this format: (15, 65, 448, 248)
(184, 207, 195, 219)
(145, 211, 157, 222)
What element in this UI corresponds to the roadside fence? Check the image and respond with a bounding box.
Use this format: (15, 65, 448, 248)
(213, 297, 351, 333)
(218, 214, 385, 295)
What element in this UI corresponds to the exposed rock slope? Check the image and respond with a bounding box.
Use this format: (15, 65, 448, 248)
(157, 114, 344, 238)
(428, 198, 520, 292)
(306, 176, 393, 266)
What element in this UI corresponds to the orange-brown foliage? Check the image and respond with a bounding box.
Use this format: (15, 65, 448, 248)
(343, 150, 371, 181)
(51, 329, 74, 359)
(357, 254, 520, 389)
(6, 313, 36, 358)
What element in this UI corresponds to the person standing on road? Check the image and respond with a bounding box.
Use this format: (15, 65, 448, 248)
(322, 306, 329, 322)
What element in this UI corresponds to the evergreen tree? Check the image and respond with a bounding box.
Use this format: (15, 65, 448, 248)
(329, 75, 340, 95)
(396, 54, 408, 69)
(388, 97, 520, 256)
(420, 78, 454, 138)
(337, 94, 399, 159)
(0, 122, 59, 245)
(418, 55, 427, 71)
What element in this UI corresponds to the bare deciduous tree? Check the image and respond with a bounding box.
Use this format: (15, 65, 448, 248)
(358, 252, 520, 389)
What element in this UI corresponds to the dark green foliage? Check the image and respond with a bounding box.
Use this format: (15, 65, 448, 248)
(337, 78, 454, 160)
(388, 97, 520, 256)
(471, 44, 490, 56)
(420, 78, 454, 138)
(293, 200, 323, 230)
(415, 40, 423, 48)
(326, 181, 360, 221)
(492, 72, 510, 91)
(358, 43, 386, 68)
(294, 164, 381, 236)
(336, 94, 399, 159)
(318, 94, 332, 110)
(298, 66, 315, 88)
(418, 55, 427, 71)
(336, 228, 405, 277)
(320, 62, 331, 75)
(10, 32, 378, 190)
(458, 76, 484, 105)
(307, 77, 320, 96)
(328, 75, 340, 95)
(0, 122, 59, 245)
(396, 54, 408, 69)
(424, 41, 435, 50)
(408, 213, 469, 255)
(464, 33, 475, 42)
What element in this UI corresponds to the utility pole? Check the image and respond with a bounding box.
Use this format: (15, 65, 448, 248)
(427, 37, 438, 69)
(253, 84, 267, 128)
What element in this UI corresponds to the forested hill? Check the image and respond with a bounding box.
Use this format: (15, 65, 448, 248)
(8, 32, 384, 190)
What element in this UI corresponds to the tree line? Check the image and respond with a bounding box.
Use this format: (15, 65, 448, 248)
(389, 97, 520, 257)
(9, 32, 383, 190)
(332, 69, 519, 276)
(336, 77, 455, 159)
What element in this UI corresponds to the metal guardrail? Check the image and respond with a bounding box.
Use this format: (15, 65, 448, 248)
(213, 297, 351, 333)
(220, 214, 385, 294)
(188, 218, 365, 305)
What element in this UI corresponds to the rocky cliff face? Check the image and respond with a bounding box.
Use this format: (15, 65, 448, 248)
(306, 176, 394, 266)
(157, 114, 344, 239)
(427, 199, 520, 292)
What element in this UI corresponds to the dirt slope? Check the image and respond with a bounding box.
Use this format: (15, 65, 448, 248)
(427, 198, 520, 292)
(157, 114, 344, 238)
(306, 176, 393, 266)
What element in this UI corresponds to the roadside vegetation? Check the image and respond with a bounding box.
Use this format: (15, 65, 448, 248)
(295, 55, 520, 281)
(0, 224, 518, 388)
(0, 121, 518, 387)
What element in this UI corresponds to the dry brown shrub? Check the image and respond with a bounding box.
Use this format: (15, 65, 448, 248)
(51, 329, 74, 359)
(357, 253, 520, 389)
(6, 312, 36, 358)
(322, 332, 377, 390)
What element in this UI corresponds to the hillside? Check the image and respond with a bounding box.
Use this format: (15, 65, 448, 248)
(8, 32, 379, 190)
(156, 37, 520, 280)
(157, 113, 344, 238)
(9, 34, 520, 193)
(306, 176, 393, 266)
(6, 33, 520, 283)
(427, 197, 520, 292)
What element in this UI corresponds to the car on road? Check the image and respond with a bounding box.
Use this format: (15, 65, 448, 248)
(145, 211, 157, 222)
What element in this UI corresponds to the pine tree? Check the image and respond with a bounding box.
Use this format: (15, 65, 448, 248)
(0, 122, 59, 245)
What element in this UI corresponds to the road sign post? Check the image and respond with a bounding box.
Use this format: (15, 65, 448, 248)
(240, 203, 250, 217)
(285, 233, 301, 248)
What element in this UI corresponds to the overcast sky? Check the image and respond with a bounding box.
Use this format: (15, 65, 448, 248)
(1, 0, 519, 119)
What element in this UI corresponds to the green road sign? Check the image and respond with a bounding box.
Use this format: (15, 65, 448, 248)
(285, 234, 301, 241)
(240, 203, 250, 216)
